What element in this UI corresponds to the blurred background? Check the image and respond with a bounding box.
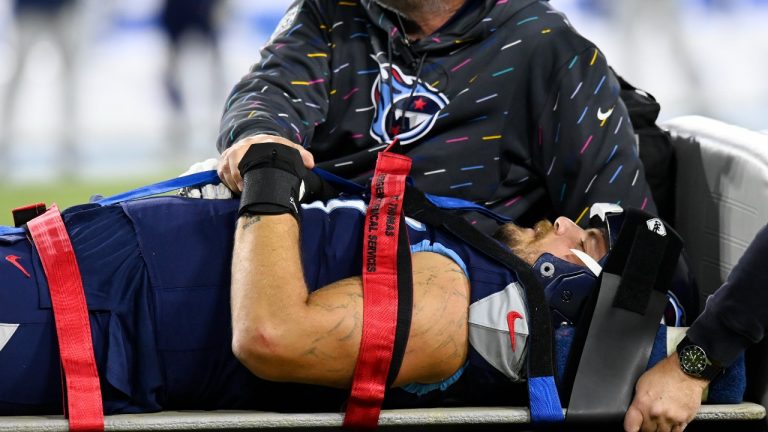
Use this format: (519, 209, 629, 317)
(0, 0, 766, 223)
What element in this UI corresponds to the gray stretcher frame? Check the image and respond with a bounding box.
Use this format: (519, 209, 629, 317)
(2, 116, 766, 431)
(0, 404, 765, 431)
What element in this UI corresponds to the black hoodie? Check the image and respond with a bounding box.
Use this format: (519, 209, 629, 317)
(218, 0, 656, 231)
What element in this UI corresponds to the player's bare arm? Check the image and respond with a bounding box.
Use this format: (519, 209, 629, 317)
(230, 212, 470, 389)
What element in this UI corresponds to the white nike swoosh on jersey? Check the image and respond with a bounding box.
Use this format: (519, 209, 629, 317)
(0, 323, 19, 352)
(596, 106, 615, 121)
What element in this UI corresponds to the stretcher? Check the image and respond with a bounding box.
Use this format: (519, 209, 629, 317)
(2, 115, 767, 431)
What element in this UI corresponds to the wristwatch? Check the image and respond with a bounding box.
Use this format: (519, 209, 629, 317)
(676, 336, 724, 380)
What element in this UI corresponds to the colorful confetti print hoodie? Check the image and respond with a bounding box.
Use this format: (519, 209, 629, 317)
(218, 0, 656, 231)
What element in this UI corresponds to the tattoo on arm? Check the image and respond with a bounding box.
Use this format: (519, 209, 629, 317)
(241, 215, 262, 230)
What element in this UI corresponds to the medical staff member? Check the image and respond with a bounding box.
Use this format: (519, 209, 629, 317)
(216, 0, 657, 233)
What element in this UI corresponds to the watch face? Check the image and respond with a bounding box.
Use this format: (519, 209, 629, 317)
(679, 344, 708, 376)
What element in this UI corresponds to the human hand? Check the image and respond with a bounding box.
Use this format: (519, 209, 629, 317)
(178, 158, 233, 199)
(624, 353, 708, 432)
(218, 135, 315, 193)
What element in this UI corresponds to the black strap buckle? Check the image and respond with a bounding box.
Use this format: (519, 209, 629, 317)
(12, 202, 47, 227)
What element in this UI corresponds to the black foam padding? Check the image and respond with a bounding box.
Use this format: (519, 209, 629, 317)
(613, 227, 667, 314)
(566, 274, 669, 423)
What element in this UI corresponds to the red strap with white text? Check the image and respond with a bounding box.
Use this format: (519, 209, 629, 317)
(27, 205, 104, 432)
(343, 152, 412, 430)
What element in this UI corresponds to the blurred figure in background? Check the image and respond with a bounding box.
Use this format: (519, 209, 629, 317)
(1, 0, 81, 179)
(590, 0, 711, 116)
(158, 0, 225, 154)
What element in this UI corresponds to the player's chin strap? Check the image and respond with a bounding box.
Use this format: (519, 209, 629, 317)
(402, 186, 565, 424)
(27, 205, 104, 432)
(343, 151, 414, 430)
(563, 209, 683, 423)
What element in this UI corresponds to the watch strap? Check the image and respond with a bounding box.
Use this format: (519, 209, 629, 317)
(677, 335, 724, 380)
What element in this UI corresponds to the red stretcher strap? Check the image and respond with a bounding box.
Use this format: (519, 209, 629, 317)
(343, 152, 412, 430)
(27, 205, 105, 432)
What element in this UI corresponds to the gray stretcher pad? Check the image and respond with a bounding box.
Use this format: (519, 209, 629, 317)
(662, 115, 768, 301)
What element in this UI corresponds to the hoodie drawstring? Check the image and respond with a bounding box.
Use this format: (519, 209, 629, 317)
(383, 16, 429, 154)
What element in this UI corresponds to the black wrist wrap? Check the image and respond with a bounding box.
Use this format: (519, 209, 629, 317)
(238, 144, 307, 220)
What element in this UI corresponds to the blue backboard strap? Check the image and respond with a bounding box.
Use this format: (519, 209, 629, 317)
(0, 226, 25, 236)
(424, 194, 513, 223)
(94, 170, 222, 206)
(312, 168, 367, 195)
(87, 168, 513, 226)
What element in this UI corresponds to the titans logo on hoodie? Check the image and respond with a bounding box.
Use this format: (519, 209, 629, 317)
(369, 60, 449, 145)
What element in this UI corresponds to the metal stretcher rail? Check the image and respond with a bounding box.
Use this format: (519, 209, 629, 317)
(1, 404, 764, 432)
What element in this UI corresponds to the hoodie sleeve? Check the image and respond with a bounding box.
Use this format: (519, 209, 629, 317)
(533, 46, 657, 222)
(686, 224, 768, 367)
(217, 0, 331, 152)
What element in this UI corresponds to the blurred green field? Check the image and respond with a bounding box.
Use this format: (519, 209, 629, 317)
(0, 172, 177, 226)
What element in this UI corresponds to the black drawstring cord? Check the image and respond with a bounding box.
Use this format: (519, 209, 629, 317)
(395, 52, 428, 149)
(386, 35, 395, 115)
(395, 14, 410, 47)
(381, 14, 428, 154)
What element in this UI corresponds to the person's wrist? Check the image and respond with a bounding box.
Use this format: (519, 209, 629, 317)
(238, 143, 307, 221)
(674, 335, 724, 382)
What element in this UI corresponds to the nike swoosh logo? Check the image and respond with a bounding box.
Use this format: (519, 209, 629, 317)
(597, 107, 614, 121)
(507, 311, 524, 352)
(596, 106, 614, 121)
(6, 255, 31, 278)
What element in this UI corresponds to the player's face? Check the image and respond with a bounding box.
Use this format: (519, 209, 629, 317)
(497, 217, 609, 267)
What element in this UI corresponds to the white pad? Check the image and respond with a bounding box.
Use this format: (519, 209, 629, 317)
(178, 158, 233, 199)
